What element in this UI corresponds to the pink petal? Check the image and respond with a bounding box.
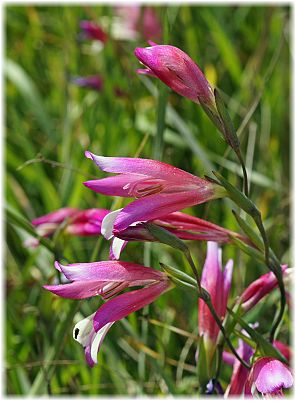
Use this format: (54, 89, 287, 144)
(252, 357, 293, 394)
(226, 339, 254, 395)
(93, 280, 170, 331)
(66, 222, 101, 236)
(83, 174, 151, 197)
(43, 281, 107, 299)
(70, 208, 110, 223)
(32, 207, 78, 226)
(136, 68, 157, 77)
(54, 260, 165, 282)
(113, 189, 215, 232)
(84, 152, 202, 184)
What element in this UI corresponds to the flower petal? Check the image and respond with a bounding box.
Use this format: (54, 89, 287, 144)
(43, 281, 106, 299)
(84, 174, 148, 197)
(93, 281, 170, 331)
(101, 209, 122, 239)
(85, 152, 201, 183)
(113, 190, 215, 232)
(109, 237, 127, 260)
(32, 207, 78, 226)
(54, 260, 165, 282)
(90, 322, 114, 364)
(73, 312, 96, 347)
(253, 357, 293, 394)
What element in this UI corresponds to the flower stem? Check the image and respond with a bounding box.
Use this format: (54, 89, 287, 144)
(235, 148, 249, 197)
(183, 248, 250, 370)
(201, 290, 251, 370)
(252, 212, 286, 341)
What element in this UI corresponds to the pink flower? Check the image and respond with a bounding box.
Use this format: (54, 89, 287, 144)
(114, 6, 162, 41)
(273, 341, 292, 364)
(225, 338, 254, 396)
(44, 260, 171, 366)
(134, 44, 215, 108)
(72, 75, 104, 92)
(245, 357, 293, 396)
(79, 20, 108, 43)
(83, 153, 226, 233)
(198, 242, 233, 361)
(241, 265, 290, 311)
(101, 209, 248, 260)
(27, 208, 110, 247)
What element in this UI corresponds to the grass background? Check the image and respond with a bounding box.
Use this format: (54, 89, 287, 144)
(5, 4, 291, 395)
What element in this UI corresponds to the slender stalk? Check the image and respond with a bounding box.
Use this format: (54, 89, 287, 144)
(183, 248, 249, 369)
(252, 212, 286, 341)
(235, 148, 249, 197)
(201, 293, 250, 370)
(183, 250, 202, 292)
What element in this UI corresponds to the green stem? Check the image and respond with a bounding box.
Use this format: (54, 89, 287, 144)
(201, 291, 250, 370)
(183, 248, 249, 370)
(235, 148, 249, 197)
(252, 212, 286, 341)
(183, 250, 202, 292)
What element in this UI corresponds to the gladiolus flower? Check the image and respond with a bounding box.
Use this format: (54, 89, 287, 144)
(245, 357, 293, 396)
(114, 6, 162, 42)
(273, 341, 292, 364)
(27, 208, 109, 247)
(84, 153, 226, 234)
(225, 338, 254, 396)
(134, 44, 215, 109)
(72, 75, 104, 92)
(101, 209, 249, 260)
(79, 20, 108, 43)
(198, 242, 233, 362)
(44, 260, 171, 366)
(240, 265, 290, 311)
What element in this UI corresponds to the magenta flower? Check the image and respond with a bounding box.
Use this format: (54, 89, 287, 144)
(27, 208, 109, 247)
(114, 6, 162, 42)
(79, 20, 108, 43)
(240, 265, 289, 311)
(44, 260, 171, 366)
(101, 208, 248, 260)
(273, 341, 292, 364)
(245, 357, 293, 396)
(134, 44, 215, 108)
(84, 153, 226, 233)
(225, 338, 254, 396)
(72, 75, 104, 92)
(198, 242, 233, 361)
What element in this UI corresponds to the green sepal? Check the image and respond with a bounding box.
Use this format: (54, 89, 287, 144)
(213, 171, 259, 216)
(145, 222, 188, 253)
(232, 210, 263, 250)
(159, 263, 197, 286)
(196, 335, 210, 391)
(231, 236, 265, 263)
(199, 101, 224, 133)
(227, 308, 288, 364)
(214, 88, 240, 151)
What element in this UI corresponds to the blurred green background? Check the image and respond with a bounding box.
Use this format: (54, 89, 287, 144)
(5, 5, 290, 395)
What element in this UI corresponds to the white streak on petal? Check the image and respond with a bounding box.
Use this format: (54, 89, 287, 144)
(90, 322, 114, 364)
(111, 237, 126, 260)
(73, 313, 96, 347)
(101, 209, 123, 239)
